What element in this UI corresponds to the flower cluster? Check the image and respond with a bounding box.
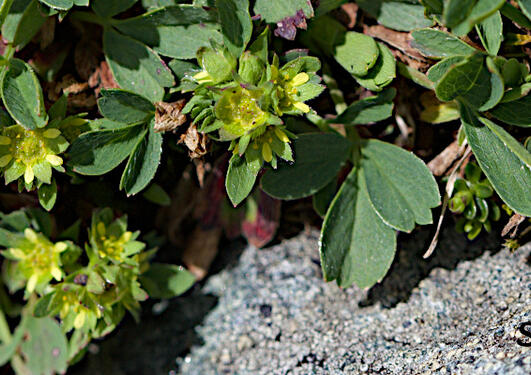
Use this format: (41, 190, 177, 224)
(1, 228, 69, 295)
(1, 208, 151, 337)
(0, 124, 68, 189)
(181, 32, 324, 170)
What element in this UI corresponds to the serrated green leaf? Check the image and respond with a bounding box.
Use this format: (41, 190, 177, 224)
(312, 178, 336, 217)
(518, 0, 531, 20)
(443, 0, 476, 28)
(92, 0, 136, 17)
(2, 0, 46, 49)
(353, 42, 396, 92)
(356, 0, 433, 31)
(114, 5, 222, 59)
(103, 28, 174, 102)
(314, 0, 346, 17)
(411, 29, 476, 59)
(39, 0, 73, 10)
(299, 15, 345, 56)
(33, 293, 54, 317)
(226, 154, 257, 206)
(360, 139, 441, 232)
(261, 133, 351, 200)
(427, 56, 466, 82)
(38, 179, 57, 211)
(98, 89, 155, 124)
(490, 94, 531, 127)
(253, 0, 313, 23)
(140, 263, 195, 299)
(319, 167, 396, 288)
(0, 315, 25, 366)
(420, 0, 443, 14)
(334, 31, 379, 77)
(452, 0, 505, 36)
(1, 58, 48, 129)
(435, 53, 503, 111)
(21, 317, 68, 375)
(68, 125, 145, 175)
(0, 0, 15, 30)
(476, 11, 502, 55)
(334, 88, 395, 125)
(120, 120, 162, 195)
(501, 2, 531, 28)
(217, 0, 252, 57)
(461, 105, 531, 216)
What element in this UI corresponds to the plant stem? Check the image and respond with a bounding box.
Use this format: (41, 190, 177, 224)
(2, 44, 14, 60)
(0, 0, 14, 30)
(0, 307, 12, 344)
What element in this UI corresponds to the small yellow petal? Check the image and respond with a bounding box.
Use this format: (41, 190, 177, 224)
(193, 71, 212, 83)
(27, 274, 38, 293)
(43, 128, 61, 138)
(24, 228, 38, 242)
(45, 154, 63, 166)
(54, 242, 68, 253)
(262, 143, 272, 162)
(293, 101, 310, 113)
(274, 128, 290, 143)
(24, 166, 34, 184)
(122, 231, 132, 242)
(74, 310, 86, 329)
(291, 72, 309, 86)
(0, 154, 12, 167)
(9, 248, 26, 259)
(0, 136, 11, 145)
(51, 267, 62, 281)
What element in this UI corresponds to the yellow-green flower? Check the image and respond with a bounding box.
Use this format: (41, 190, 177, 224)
(51, 285, 103, 332)
(90, 220, 145, 264)
(216, 86, 269, 138)
(238, 126, 293, 168)
(271, 66, 312, 115)
(0, 124, 69, 188)
(3, 228, 68, 294)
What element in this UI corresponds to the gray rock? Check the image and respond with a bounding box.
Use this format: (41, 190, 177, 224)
(179, 229, 531, 375)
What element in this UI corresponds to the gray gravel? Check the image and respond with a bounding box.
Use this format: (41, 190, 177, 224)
(179, 229, 531, 375)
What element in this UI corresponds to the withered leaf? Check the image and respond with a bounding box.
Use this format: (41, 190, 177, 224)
(154, 100, 187, 133)
(274, 9, 308, 40)
(179, 123, 209, 159)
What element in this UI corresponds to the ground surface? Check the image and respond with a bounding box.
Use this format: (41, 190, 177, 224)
(73, 226, 531, 375)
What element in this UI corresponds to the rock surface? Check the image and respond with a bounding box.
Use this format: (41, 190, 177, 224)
(72, 226, 530, 374)
(179, 229, 531, 375)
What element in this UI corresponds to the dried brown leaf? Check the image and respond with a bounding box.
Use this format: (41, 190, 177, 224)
(179, 124, 209, 159)
(364, 25, 426, 63)
(502, 214, 526, 238)
(154, 100, 187, 133)
(428, 139, 466, 176)
(340, 3, 358, 28)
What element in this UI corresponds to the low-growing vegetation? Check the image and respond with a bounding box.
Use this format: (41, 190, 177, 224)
(0, 0, 529, 373)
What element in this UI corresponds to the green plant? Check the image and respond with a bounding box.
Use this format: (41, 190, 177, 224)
(449, 162, 501, 240)
(0, 0, 530, 372)
(0, 208, 194, 371)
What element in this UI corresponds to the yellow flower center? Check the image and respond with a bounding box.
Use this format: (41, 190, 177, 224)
(7, 127, 47, 166)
